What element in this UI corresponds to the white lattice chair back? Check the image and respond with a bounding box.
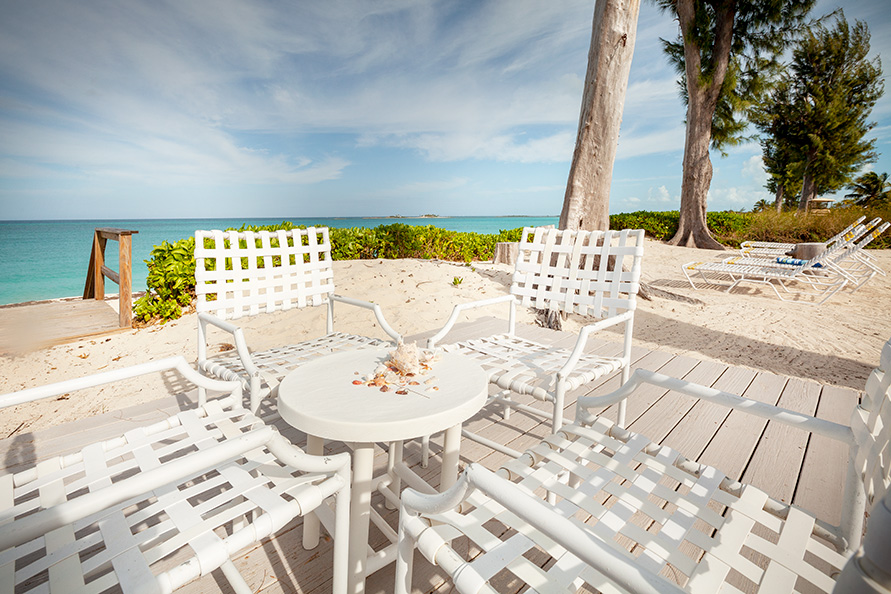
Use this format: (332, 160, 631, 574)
(853, 336, 891, 507)
(510, 227, 644, 318)
(195, 228, 334, 320)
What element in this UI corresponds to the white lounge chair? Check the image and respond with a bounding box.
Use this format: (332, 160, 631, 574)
(0, 357, 352, 594)
(427, 227, 644, 457)
(394, 336, 891, 593)
(739, 215, 867, 257)
(730, 218, 887, 289)
(195, 227, 401, 412)
(682, 221, 888, 304)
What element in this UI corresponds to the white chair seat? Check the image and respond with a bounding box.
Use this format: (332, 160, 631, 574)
(199, 331, 389, 394)
(442, 335, 624, 401)
(406, 414, 849, 592)
(0, 358, 351, 594)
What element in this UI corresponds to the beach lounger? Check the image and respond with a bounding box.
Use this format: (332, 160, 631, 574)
(194, 227, 401, 412)
(394, 336, 891, 593)
(738, 215, 866, 257)
(427, 226, 644, 458)
(0, 357, 352, 594)
(723, 220, 888, 294)
(734, 218, 886, 283)
(682, 221, 889, 303)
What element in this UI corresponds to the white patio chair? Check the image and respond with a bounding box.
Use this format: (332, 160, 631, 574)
(739, 215, 866, 256)
(427, 227, 644, 458)
(0, 357, 352, 594)
(394, 336, 891, 593)
(195, 227, 401, 413)
(682, 221, 888, 304)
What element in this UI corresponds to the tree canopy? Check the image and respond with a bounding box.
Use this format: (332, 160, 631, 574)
(755, 15, 883, 211)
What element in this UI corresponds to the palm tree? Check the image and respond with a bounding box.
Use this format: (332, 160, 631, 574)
(752, 199, 771, 212)
(845, 172, 891, 207)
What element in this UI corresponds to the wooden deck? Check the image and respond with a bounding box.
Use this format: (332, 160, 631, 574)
(0, 296, 130, 354)
(0, 318, 861, 593)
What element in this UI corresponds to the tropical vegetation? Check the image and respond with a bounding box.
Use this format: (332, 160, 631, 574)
(134, 208, 891, 324)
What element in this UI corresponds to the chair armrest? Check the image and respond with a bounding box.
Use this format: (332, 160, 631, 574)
(399, 463, 681, 594)
(0, 356, 241, 410)
(330, 294, 401, 342)
(576, 368, 855, 446)
(426, 294, 517, 348)
(557, 311, 634, 379)
(198, 312, 260, 376)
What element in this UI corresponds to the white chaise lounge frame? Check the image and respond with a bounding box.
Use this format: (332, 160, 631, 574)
(427, 227, 644, 458)
(0, 357, 352, 594)
(195, 227, 401, 411)
(682, 221, 888, 304)
(394, 336, 891, 593)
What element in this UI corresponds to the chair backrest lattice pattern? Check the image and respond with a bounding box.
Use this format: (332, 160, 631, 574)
(853, 337, 891, 507)
(510, 227, 644, 319)
(195, 228, 334, 320)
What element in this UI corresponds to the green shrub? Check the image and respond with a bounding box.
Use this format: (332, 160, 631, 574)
(137, 207, 890, 324)
(134, 237, 196, 324)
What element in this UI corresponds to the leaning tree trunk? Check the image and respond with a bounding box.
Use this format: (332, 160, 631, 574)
(774, 183, 784, 212)
(559, 0, 641, 232)
(667, 0, 733, 251)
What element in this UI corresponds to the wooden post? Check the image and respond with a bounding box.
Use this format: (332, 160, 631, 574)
(83, 228, 138, 328)
(118, 233, 133, 327)
(93, 232, 106, 301)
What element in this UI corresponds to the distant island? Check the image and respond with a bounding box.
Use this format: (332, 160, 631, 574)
(382, 214, 441, 219)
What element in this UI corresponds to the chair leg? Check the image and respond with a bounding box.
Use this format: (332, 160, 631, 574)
(501, 389, 512, 420)
(421, 434, 430, 468)
(303, 435, 324, 549)
(219, 559, 253, 594)
(386, 441, 403, 509)
(552, 380, 566, 432)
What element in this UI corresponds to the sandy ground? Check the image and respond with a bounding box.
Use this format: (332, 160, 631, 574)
(1, 238, 889, 438)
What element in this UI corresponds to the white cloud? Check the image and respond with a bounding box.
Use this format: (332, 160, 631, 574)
(742, 155, 768, 187)
(648, 185, 676, 204)
(367, 131, 575, 163)
(616, 126, 686, 159)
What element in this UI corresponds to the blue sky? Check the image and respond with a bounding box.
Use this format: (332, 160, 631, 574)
(0, 0, 888, 220)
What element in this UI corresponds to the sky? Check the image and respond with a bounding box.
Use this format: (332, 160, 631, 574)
(0, 0, 889, 220)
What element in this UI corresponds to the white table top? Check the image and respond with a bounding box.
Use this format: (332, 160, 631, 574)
(278, 348, 488, 443)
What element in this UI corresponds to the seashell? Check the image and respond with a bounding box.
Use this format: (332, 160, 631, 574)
(380, 385, 390, 392)
(352, 380, 363, 385)
(389, 341, 422, 375)
(424, 376, 437, 385)
(396, 390, 408, 395)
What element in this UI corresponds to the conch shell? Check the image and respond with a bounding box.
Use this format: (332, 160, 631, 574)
(389, 341, 422, 375)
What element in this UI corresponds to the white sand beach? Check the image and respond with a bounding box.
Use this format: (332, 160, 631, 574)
(1, 238, 889, 438)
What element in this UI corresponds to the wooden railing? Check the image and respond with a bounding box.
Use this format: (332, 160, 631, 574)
(83, 228, 139, 328)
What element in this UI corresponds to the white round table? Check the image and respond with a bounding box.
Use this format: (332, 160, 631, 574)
(278, 348, 487, 594)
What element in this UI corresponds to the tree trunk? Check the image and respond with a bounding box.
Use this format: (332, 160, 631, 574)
(798, 152, 817, 212)
(667, 0, 734, 250)
(559, 0, 641, 231)
(774, 183, 784, 212)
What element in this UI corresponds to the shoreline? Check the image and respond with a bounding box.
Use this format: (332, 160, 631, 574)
(2, 239, 890, 437)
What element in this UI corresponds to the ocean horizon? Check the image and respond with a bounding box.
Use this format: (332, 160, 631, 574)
(0, 216, 558, 306)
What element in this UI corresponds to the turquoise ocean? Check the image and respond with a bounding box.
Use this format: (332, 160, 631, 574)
(0, 216, 558, 306)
